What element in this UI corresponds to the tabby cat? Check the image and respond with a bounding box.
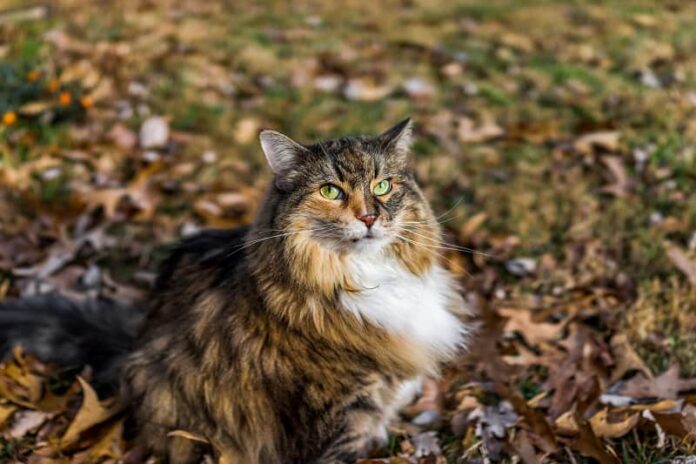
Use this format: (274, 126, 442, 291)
(0, 119, 469, 463)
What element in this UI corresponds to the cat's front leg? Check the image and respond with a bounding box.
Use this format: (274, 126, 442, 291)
(316, 411, 388, 464)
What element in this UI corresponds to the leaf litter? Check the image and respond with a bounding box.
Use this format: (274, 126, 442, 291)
(1, 0, 696, 462)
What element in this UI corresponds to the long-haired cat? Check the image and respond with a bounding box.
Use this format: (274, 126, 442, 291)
(0, 119, 469, 463)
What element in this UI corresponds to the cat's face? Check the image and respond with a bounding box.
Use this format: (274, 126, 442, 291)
(259, 119, 436, 255)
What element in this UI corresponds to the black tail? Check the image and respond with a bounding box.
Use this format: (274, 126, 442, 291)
(0, 295, 143, 392)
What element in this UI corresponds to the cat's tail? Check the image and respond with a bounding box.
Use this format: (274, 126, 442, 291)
(0, 294, 143, 392)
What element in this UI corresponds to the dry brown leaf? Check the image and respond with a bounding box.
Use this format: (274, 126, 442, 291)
(666, 244, 696, 289)
(589, 409, 639, 438)
(511, 429, 542, 464)
(619, 365, 696, 400)
(18, 101, 52, 116)
(574, 131, 620, 155)
(571, 418, 621, 464)
(457, 116, 504, 143)
(61, 377, 121, 448)
(35, 385, 75, 414)
(234, 118, 261, 144)
(555, 410, 578, 434)
(83, 162, 161, 220)
(343, 79, 393, 102)
(629, 399, 681, 413)
(458, 212, 487, 241)
(71, 420, 125, 462)
(499, 308, 563, 346)
(600, 156, 630, 197)
(456, 394, 483, 412)
(8, 409, 50, 438)
(108, 124, 137, 150)
(502, 342, 558, 368)
(0, 355, 44, 408)
(609, 334, 653, 383)
(652, 408, 696, 441)
(0, 403, 16, 426)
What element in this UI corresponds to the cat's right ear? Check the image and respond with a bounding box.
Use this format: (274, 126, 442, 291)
(259, 130, 307, 190)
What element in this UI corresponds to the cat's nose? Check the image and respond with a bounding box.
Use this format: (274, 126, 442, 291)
(357, 213, 378, 228)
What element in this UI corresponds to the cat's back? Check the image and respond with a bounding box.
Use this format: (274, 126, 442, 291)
(155, 227, 250, 292)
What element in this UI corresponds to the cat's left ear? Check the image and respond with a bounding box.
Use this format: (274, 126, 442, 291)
(379, 118, 413, 161)
(259, 130, 308, 190)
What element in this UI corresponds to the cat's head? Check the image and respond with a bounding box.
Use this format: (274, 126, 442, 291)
(257, 119, 437, 261)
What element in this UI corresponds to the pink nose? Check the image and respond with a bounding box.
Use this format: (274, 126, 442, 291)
(358, 213, 378, 228)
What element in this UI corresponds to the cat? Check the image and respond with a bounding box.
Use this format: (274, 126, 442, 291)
(0, 119, 470, 463)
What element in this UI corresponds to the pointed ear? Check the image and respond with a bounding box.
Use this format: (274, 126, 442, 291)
(259, 130, 307, 190)
(379, 118, 413, 160)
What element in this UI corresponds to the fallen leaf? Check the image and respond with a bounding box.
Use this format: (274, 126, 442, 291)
(458, 212, 487, 241)
(0, 354, 44, 408)
(0, 403, 16, 425)
(403, 78, 436, 100)
(600, 156, 631, 197)
(108, 124, 137, 150)
(619, 365, 696, 400)
(555, 410, 578, 434)
(571, 418, 621, 464)
(666, 244, 696, 289)
(499, 308, 562, 346)
(9, 410, 50, 438)
(71, 420, 124, 462)
(651, 408, 696, 441)
(234, 118, 260, 144)
(457, 116, 504, 143)
(511, 429, 542, 464)
(343, 79, 392, 102)
(61, 377, 121, 448)
(18, 101, 52, 116)
(589, 409, 639, 438)
(609, 334, 653, 383)
(574, 131, 620, 155)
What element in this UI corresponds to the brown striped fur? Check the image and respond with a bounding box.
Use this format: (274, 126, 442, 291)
(124, 120, 468, 463)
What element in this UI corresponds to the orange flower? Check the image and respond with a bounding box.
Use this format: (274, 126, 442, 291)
(26, 70, 40, 82)
(59, 91, 72, 106)
(80, 96, 94, 108)
(2, 112, 17, 125)
(47, 79, 59, 93)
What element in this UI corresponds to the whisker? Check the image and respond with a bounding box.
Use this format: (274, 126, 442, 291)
(396, 226, 495, 258)
(435, 196, 466, 220)
(393, 233, 472, 277)
(399, 210, 468, 227)
(223, 226, 335, 258)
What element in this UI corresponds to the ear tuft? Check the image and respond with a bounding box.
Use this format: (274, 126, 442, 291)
(380, 118, 413, 156)
(259, 130, 307, 188)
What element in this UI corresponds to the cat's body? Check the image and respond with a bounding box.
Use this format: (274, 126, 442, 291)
(0, 120, 469, 463)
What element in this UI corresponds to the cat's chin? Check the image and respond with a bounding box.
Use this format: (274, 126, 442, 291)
(346, 235, 390, 255)
(314, 235, 389, 255)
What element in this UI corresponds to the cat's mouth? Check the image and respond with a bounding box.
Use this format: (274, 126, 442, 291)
(307, 221, 389, 252)
(352, 231, 376, 242)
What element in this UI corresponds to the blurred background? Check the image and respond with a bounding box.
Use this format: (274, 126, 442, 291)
(0, 0, 695, 462)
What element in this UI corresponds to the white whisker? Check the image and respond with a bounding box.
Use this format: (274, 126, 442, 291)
(397, 225, 494, 258)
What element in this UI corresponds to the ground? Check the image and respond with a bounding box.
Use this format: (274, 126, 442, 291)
(0, 0, 695, 462)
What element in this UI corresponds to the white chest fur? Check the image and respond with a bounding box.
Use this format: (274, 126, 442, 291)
(340, 254, 468, 358)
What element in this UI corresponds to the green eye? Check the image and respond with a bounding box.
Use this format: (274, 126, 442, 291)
(373, 179, 391, 196)
(320, 184, 343, 200)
